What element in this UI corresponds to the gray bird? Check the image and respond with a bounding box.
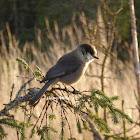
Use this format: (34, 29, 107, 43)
(29, 44, 99, 105)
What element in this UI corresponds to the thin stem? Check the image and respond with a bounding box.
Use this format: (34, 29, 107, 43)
(122, 100, 126, 139)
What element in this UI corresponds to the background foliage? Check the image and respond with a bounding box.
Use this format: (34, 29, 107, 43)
(0, 0, 140, 46)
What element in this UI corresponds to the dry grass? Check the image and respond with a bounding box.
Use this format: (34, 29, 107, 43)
(0, 13, 139, 139)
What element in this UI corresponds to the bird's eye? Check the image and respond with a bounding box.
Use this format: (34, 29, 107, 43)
(82, 50, 85, 55)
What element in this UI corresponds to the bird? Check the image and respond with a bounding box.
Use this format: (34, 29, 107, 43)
(29, 44, 99, 105)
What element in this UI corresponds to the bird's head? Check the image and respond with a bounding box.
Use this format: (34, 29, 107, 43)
(78, 44, 99, 63)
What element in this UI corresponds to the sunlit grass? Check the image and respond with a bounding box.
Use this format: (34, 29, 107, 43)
(0, 14, 139, 139)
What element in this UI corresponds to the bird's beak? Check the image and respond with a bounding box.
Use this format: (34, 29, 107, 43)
(93, 56, 99, 59)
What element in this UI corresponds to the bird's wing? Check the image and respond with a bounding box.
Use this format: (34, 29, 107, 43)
(45, 53, 82, 80)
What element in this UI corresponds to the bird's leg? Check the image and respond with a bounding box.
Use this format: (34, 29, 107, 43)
(70, 86, 79, 94)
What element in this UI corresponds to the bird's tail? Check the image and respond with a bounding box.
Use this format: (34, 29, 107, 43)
(29, 79, 56, 105)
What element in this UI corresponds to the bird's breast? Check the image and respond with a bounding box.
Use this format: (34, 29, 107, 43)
(59, 64, 88, 85)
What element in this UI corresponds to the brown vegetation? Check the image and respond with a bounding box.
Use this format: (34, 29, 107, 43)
(0, 11, 139, 139)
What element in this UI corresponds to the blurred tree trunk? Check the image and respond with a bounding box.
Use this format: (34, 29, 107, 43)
(13, 0, 18, 35)
(129, 0, 140, 107)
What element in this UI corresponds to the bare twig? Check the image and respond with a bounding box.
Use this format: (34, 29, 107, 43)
(16, 77, 34, 98)
(81, 113, 103, 140)
(0, 88, 39, 117)
(33, 101, 48, 130)
(10, 84, 15, 102)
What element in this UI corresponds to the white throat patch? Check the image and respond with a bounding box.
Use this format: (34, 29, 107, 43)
(87, 52, 94, 62)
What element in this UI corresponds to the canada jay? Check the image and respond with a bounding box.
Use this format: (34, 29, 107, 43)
(29, 44, 99, 105)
